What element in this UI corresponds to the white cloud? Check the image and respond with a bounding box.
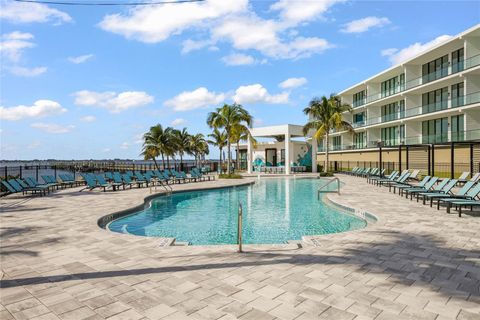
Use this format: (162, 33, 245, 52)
(27, 141, 41, 149)
(233, 84, 289, 105)
(279, 77, 307, 89)
(99, 0, 248, 43)
(31, 123, 75, 134)
(221, 53, 258, 66)
(171, 118, 186, 126)
(341, 16, 391, 33)
(271, 0, 343, 25)
(68, 54, 94, 64)
(102, 148, 111, 153)
(8, 66, 47, 77)
(80, 115, 96, 122)
(164, 87, 225, 112)
(0, 100, 66, 121)
(0, 0, 72, 24)
(98, 0, 337, 61)
(120, 142, 130, 149)
(381, 35, 453, 65)
(0, 31, 35, 62)
(73, 90, 154, 113)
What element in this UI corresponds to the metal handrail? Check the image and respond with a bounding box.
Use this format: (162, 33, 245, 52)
(237, 202, 243, 253)
(317, 177, 340, 199)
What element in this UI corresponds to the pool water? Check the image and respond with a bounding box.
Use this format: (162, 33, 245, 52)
(108, 178, 366, 245)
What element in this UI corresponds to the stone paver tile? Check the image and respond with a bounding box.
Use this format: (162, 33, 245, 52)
(0, 310, 14, 320)
(106, 308, 143, 320)
(269, 303, 304, 320)
(247, 296, 281, 313)
(190, 306, 226, 320)
(238, 308, 275, 320)
(457, 309, 480, 320)
(161, 311, 191, 320)
(371, 297, 406, 315)
(274, 291, 305, 307)
(294, 299, 330, 315)
(231, 290, 260, 304)
(49, 299, 83, 315)
(424, 301, 460, 319)
(31, 313, 61, 320)
(220, 301, 252, 318)
(82, 294, 116, 310)
(254, 285, 285, 300)
(400, 306, 438, 320)
(0, 289, 33, 306)
(5, 298, 42, 314)
(143, 304, 177, 320)
(321, 294, 355, 310)
(174, 299, 207, 315)
(347, 302, 382, 319)
(13, 305, 51, 320)
(318, 306, 356, 320)
(58, 307, 96, 320)
(298, 288, 329, 302)
(94, 301, 130, 318)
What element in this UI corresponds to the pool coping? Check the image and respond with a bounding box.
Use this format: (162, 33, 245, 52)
(98, 177, 378, 247)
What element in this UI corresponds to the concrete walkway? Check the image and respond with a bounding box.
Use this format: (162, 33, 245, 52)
(1, 176, 479, 320)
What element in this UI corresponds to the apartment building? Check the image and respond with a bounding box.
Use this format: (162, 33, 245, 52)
(318, 24, 480, 166)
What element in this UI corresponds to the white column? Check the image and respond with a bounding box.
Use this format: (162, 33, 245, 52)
(285, 133, 291, 175)
(311, 136, 318, 173)
(247, 135, 253, 174)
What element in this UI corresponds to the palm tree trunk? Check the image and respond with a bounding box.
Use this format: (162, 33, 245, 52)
(236, 142, 240, 170)
(152, 157, 160, 171)
(161, 153, 165, 170)
(166, 156, 170, 170)
(227, 141, 231, 174)
(325, 135, 329, 173)
(219, 147, 222, 173)
(180, 154, 183, 172)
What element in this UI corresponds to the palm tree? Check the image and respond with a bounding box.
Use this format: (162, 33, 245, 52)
(207, 128, 227, 171)
(189, 133, 209, 168)
(163, 127, 177, 170)
(142, 124, 169, 170)
(207, 103, 252, 174)
(173, 128, 192, 171)
(303, 94, 353, 173)
(230, 123, 256, 170)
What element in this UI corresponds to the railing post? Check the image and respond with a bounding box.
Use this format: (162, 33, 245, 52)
(19, 166, 22, 178)
(427, 145, 431, 176)
(4, 166, 7, 179)
(451, 142, 455, 179)
(431, 144, 435, 177)
(237, 203, 243, 253)
(54, 165, 57, 178)
(36, 165, 39, 181)
(470, 144, 474, 178)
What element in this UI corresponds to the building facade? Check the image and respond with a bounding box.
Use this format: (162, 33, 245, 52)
(318, 24, 480, 170)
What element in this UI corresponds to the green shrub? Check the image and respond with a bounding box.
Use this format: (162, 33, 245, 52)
(318, 171, 334, 177)
(219, 173, 243, 179)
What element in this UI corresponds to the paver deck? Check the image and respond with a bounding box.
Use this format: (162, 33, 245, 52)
(1, 175, 479, 320)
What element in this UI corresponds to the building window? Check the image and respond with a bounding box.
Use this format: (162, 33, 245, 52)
(452, 48, 464, 73)
(353, 132, 366, 149)
(399, 124, 405, 143)
(353, 90, 366, 107)
(422, 54, 448, 83)
(381, 74, 404, 98)
(422, 117, 448, 144)
(353, 112, 365, 126)
(451, 82, 464, 108)
(332, 136, 341, 150)
(381, 126, 398, 147)
(451, 115, 464, 142)
(422, 87, 448, 113)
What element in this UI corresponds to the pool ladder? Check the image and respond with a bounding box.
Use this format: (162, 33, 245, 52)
(317, 177, 340, 200)
(237, 202, 243, 253)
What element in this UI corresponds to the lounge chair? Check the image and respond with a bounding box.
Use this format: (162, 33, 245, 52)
(124, 174, 145, 188)
(407, 170, 420, 181)
(97, 175, 121, 191)
(58, 174, 76, 188)
(134, 172, 149, 186)
(438, 183, 480, 212)
(25, 177, 55, 192)
(447, 199, 480, 217)
(402, 177, 439, 199)
(434, 181, 476, 210)
(378, 171, 410, 187)
(1, 180, 19, 195)
(8, 179, 47, 196)
(373, 171, 402, 186)
(416, 179, 458, 206)
(471, 172, 480, 183)
(368, 170, 395, 184)
(192, 168, 214, 181)
(391, 176, 430, 194)
(16, 178, 50, 194)
(80, 174, 108, 192)
(456, 172, 470, 185)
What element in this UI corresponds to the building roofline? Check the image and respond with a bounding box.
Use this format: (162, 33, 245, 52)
(338, 24, 480, 95)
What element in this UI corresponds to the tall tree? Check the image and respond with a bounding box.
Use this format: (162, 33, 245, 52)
(207, 103, 252, 174)
(230, 123, 256, 170)
(207, 128, 227, 171)
(189, 133, 209, 168)
(142, 124, 169, 170)
(173, 128, 192, 171)
(303, 94, 353, 173)
(163, 127, 177, 170)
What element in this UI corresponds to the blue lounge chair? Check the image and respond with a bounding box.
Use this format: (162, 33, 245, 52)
(25, 177, 54, 192)
(416, 179, 458, 206)
(391, 175, 430, 194)
(402, 177, 439, 199)
(8, 179, 46, 196)
(134, 172, 149, 186)
(434, 181, 476, 210)
(124, 174, 145, 188)
(16, 178, 49, 194)
(97, 175, 121, 191)
(439, 183, 480, 213)
(1, 180, 18, 195)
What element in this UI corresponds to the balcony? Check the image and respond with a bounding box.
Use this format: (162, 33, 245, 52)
(318, 129, 480, 152)
(360, 53, 480, 105)
(350, 90, 480, 129)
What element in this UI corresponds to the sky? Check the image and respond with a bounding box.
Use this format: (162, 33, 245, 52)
(0, 0, 479, 160)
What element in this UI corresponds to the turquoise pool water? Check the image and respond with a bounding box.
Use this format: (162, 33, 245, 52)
(108, 178, 366, 245)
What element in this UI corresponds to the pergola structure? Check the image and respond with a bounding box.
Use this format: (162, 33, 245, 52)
(247, 124, 317, 175)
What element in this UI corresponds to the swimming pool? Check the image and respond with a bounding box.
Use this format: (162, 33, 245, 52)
(108, 178, 367, 245)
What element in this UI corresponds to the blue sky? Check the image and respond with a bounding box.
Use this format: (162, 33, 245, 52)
(1, 0, 479, 160)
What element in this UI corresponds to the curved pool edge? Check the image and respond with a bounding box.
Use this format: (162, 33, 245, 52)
(97, 180, 256, 243)
(99, 177, 378, 247)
